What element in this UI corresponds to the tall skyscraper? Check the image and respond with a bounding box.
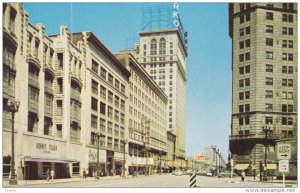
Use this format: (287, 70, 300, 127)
(229, 3, 297, 174)
(133, 4, 188, 161)
(136, 29, 187, 160)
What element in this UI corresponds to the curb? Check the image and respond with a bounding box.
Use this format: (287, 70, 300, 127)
(3, 175, 152, 187)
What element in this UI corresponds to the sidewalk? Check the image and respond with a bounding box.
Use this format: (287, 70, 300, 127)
(245, 176, 297, 187)
(2, 175, 133, 187)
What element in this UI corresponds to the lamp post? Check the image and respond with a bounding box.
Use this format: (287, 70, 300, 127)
(122, 139, 128, 177)
(7, 100, 20, 185)
(96, 132, 104, 179)
(263, 122, 271, 180)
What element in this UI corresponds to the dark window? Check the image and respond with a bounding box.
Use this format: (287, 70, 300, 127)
(282, 117, 287, 125)
(245, 65, 250, 73)
(288, 28, 293, 35)
(266, 25, 273, 33)
(92, 60, 99, 74)
(266, 77, 273, 85)
(245, 52, 250, 60)
(266, 12, 273, 20)
(245, 13, 250, 21)
(245, 78, 250, 86)
(266, 38, 273, 46)
(239, 79, 244, 87)
(239, 15, 244, 24)
(245, 26, 250, 34)
(245, 104, 250, 112)
(239, 54, 244, 62)
(288, 66, 293, 74)
(91, 97, 98, 111)
(266, 64, 273, 72)
(245, 39, 250, 47)
(245, 117, 250, 125)
(239, 92, 244, 100)
(282, 40, 287, 48)
(239, 117, 244, 125)
(100, 102, 106, 115)
(239, 3, 245, 11)
(282, 14, 288, 22)
(239, 105, 244, 113)
(288, 53, 293, 61)
(288, 118, 293, 125)
(282, 79, 287, 86)
(239, 41, 244, 49)
(282, 104, 287, 112)
(245, 91, 250, 99)
(288, 105, 293, 112)
(239, 67, 244, 74)
(288, 40, 293, 48)
(266, 90, 273, 98)
(57, 53, 63, 69)
(288, 79, 293, 87)
(239, 28, 244, 36)
(282, 66, 287, 73)
(265, 117, 273, 124)
(288, 14, 293, 22)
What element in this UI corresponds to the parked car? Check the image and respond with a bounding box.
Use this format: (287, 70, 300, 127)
(218, 171, 238, 178)
(206, 172, 213, 176)
(174, 170, 184, 176)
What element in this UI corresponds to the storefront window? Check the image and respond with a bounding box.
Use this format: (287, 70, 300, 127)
(72, 162, 80, 175)
(42, 162, 51, 175)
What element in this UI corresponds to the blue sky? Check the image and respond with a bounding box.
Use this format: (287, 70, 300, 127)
(24, 2, 232, 160)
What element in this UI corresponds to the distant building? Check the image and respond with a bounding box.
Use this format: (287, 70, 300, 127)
(198, 146, 226, 175)
(229, 3, 297, 175)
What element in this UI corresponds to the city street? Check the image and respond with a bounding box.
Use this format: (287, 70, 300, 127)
(9, 174, 295, 188)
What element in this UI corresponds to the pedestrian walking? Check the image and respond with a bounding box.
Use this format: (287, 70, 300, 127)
(50, 168, 55, 181)
(83, 168, 86, 179)
(241, 170, 245, 182)
(46, 169, 50, 181)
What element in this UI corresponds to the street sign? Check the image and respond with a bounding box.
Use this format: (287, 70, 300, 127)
(279, 160, 289, 173)
(277, 144, 291, 160)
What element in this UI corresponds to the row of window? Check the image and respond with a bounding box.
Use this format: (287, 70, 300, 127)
(266, 12, 294, 23)
(91, 60, 125, 94)
(238, 116, 294, 126)
(265, 104, 294, 112)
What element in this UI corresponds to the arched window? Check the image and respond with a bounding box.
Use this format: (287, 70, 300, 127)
(150, 39, 157, 55)
(159, 38, 166, 55)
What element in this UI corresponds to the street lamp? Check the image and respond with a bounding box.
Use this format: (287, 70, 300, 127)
(122, 139, 128, 177)
(96, 132, 104, 179)
(263, 122, 272, 181)
(7, 100, 20, 185)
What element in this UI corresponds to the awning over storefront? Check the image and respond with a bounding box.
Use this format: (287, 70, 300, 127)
(266, 164, 277, 170)
(234, 164, 249, 170)
(24, 157, 78, 163)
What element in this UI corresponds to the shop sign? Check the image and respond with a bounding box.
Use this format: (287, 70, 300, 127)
(36, 142, 57, 153)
